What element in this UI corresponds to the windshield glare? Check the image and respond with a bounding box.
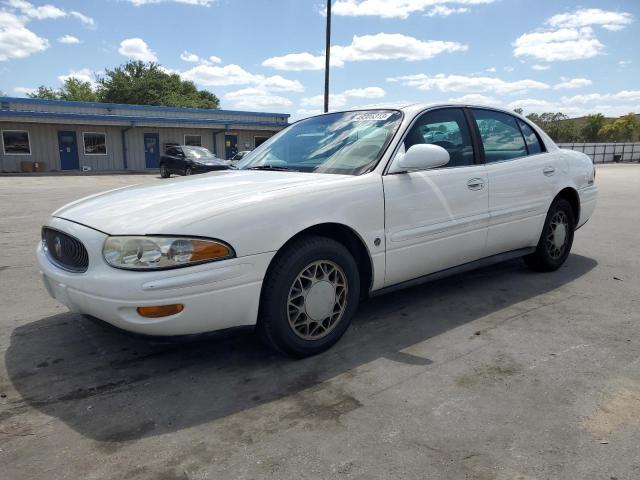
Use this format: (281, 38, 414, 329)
(183, 146, 215, 159)
(237, 110, 402, 175)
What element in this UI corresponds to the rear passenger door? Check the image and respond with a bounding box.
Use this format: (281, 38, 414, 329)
(469, 108, 560, 256)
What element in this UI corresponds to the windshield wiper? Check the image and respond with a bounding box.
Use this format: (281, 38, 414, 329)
(247, 165, 298, 172)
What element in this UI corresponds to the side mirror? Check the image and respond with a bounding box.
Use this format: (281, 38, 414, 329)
(389, 144, 450, 173)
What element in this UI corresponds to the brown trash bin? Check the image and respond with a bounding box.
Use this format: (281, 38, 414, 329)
(20, 161, 34, 172)
(33, 161, 47, 172)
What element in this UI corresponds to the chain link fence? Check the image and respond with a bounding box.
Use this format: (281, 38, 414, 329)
(557, 142, 640, 163)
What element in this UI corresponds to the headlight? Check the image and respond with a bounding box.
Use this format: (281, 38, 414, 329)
(103, 236, 234, 270)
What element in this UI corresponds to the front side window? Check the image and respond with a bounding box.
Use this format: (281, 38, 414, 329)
(184, 135, 202, 146)
(237, 110, 403, 175)
(404, 108, 475, 167)
(83, 132, 107, 155)
(2, 130, 31, 155)
(518, 120, 544, 155)
(472, 109, 527, 163)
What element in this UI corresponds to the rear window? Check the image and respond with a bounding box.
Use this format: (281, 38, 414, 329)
(518, 120, 544, 155)
(471, 109, 527, 163)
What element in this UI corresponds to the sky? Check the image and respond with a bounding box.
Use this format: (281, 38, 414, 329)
(0, 0, 638, 120)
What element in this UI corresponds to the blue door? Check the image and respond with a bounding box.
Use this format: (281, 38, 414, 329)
(225, 134, 238, 160)
(58, 131, 79, 170)
(144, 133, 160, 168)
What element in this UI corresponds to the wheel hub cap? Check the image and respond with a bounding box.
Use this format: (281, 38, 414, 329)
(545, 210, 569, 259)
(305, 281, 336, 321)
(287, 260, 348, 340)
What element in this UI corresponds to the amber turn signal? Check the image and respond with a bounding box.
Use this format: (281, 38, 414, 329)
(190, 240, 231, 261)
(137, 304, 184, 318)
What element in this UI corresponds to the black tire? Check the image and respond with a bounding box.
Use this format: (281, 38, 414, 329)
(257, 235, 360, 357)
(160, 164, 170, 178)
(184, 167, 192, 176)
(525, 197, 575, 272)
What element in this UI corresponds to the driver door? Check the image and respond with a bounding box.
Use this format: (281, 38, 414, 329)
(382, 107, 489, 287)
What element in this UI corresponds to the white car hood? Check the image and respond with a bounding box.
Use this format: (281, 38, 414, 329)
(53, 170, 343, 235)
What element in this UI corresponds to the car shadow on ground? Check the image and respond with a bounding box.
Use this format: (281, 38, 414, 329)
(4, 255, 596, 443)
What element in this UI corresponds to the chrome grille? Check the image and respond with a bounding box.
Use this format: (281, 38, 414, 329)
(42, 227, 89, 273)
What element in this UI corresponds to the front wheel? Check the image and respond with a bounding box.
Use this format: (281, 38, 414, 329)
(525, 197, 575, 271)
(184, 167, 192, 176)
(257, 235, 360, 357)
(160, 164, 170, 178)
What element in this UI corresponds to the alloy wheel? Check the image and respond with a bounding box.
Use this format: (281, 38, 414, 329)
(546, 210, 569, 259)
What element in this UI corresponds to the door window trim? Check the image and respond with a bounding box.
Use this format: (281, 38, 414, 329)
(468, 107, 549, 165)
(383, 106, 483, 175)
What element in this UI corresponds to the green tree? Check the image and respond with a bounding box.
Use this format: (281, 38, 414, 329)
(97, 61, 219, 109)
(28, 86, 60, 100)
(59, 78, 98, 102)
(598, 113, 638, 142)
(526, 112, 568, 141)
(557, 121, 580, 143)
(513, 107, 524, 115)
(581, 113, 606, 142)
(28, 78, 99, 102)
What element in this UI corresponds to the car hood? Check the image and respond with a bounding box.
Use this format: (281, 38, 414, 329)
(53, 170, 345, 235)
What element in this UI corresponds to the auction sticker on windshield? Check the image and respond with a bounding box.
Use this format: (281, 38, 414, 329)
(352, 112, 394, 121)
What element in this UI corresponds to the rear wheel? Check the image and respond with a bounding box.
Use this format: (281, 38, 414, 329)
(525, 198, 575, 271)
(257, 235, 360, 357)
(160, 163, 170, 178)
(184, 167, 192, 176)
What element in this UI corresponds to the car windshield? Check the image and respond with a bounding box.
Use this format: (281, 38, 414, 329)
(183, 146, 216, 159)
(236, 109, 402, 175)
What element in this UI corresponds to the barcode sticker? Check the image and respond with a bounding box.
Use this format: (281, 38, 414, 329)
(352, 112, 393, 121)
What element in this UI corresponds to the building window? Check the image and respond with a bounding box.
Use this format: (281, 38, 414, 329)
(83, 132, 107, 155)
(254, 136, 269, 148)
(2, 130, 31, 155)
(184, 134, 202, 146)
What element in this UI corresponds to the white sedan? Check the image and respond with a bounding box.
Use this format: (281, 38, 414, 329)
(37, 104, 598, 357)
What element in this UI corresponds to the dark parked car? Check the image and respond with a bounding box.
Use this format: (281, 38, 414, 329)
(160, 145, 231, 178)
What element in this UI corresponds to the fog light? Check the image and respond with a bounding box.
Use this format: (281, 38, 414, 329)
(137, 304, 184, 318)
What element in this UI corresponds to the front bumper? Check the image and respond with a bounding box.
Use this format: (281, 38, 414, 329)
(37, 217, 274, 336)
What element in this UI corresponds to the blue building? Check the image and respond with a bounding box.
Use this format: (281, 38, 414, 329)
(0, 97, 289, 172)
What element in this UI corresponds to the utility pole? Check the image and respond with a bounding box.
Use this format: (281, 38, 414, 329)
(323, 0, 331, 113)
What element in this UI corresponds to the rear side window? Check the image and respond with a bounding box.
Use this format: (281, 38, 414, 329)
(404, 108, 475, 167)
(471, 109, 527, 163)
(518, 120, 544, 155)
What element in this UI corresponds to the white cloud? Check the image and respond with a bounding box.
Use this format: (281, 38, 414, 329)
(425, 5, 469, 16)
(263, 33, 467, 71)
(4, 0, 66, 19)
(0, 11, 49, 61)
(547, 8, 633, 32)
(553, 77, 592, 90)
(485, 67, 496, 72)
(69, 11, 95, 27)
(128, 0, 216, 6)
(207, 55, 221, 64)
(387, 73, 550, 94)
(296, 108, 322, 118)
(447, 93, 499, 105)
(180, 50, 199, 62)
(301, 86, 386, 109)
(531, 64, 550, 71)
(343, 86, 386, 98)
(514, 8, 632, 62)
(223, 87, 292, 110)
(514, 27, 604, 62)
(58, 34, 80, 44)
(118, 37, 158, 62)
(14, 86, 36, 95)
(180, 63, 303, 93)
(57, 68, 96, 85)
(506, 90, 640, 117)
(331, 0, 495, 19)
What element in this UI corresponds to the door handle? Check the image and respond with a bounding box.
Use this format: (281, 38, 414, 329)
(467, 178, 485, 191)
(543, 166, 556, 176)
